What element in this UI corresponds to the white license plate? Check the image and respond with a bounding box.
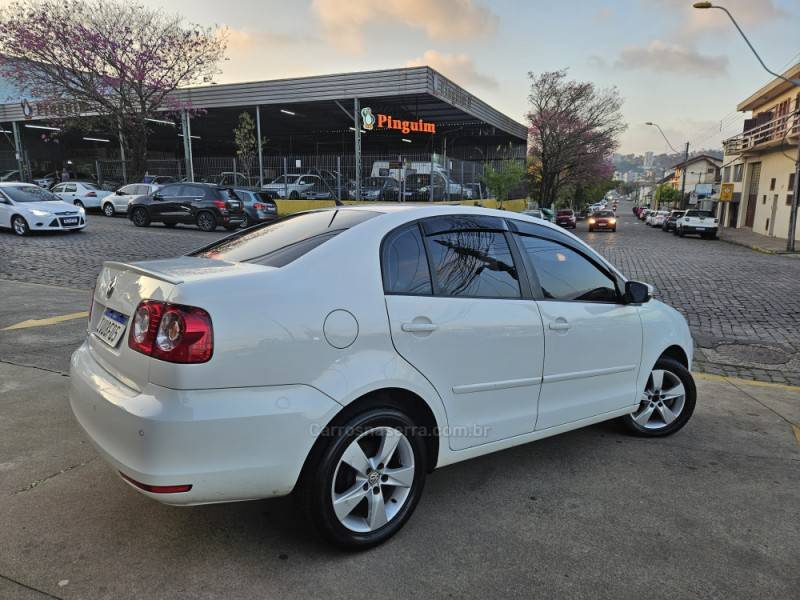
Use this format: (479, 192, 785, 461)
(62, 218, 78, 225)
(95, 308, 128, 347)
(696, 227, 705, 231)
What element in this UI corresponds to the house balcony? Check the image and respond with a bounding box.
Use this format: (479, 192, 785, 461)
(723, 111, 799, 156)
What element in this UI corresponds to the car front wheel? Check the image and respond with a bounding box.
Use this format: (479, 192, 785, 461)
(131, 207, 150, 227)
(302, 407, 427, 549)
(12, 215, 29, 236)
(621, 358, 696, 437)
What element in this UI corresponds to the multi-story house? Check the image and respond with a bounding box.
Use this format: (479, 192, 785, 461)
(670, 154, 722, 191)
(720, 63, 799, 239)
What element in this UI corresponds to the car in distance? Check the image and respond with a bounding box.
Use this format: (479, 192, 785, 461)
(0, 182, 86, 235)
(128, 183, 244, 231)
(675, 209, 718, 239)
(51, 181, 112, 210)
(70, 205, 695, 549)
(647, 210, 669, 228)
(234, 189, 279, 227)
(588, 209, 617, 232)
(102, 183, 161, 217)
(358, 177, 401, 201)
(555, 209, 577, 229)
(663, 210, 685, 233)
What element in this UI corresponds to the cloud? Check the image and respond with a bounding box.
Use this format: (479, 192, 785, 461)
(311, 0, 498, 53)
(614, 40, 728, 77)
(406, 50, 498, 89)
(644, 0, 790, 33)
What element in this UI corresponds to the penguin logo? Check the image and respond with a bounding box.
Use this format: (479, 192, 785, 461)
(20, 99, 34, 119)
(360, 107, 375, 130)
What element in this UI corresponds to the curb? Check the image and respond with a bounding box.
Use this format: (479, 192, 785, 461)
(694, 371, 800, 393)
(719, 235, 799, 256)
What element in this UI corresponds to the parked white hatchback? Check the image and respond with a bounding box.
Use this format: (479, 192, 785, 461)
(102, 183, 160, 217)
(70, 206, 696, 548)
(51, 180, 111, 210)
(0, 182, 86, 235)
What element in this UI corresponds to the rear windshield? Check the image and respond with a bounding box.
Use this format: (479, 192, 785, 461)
(190, 209, 380, 267)
(685, 210, 713, 218)
(255, 192, 275, 203)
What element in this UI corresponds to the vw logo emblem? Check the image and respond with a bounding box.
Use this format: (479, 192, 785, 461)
(105, 276, 117, 298)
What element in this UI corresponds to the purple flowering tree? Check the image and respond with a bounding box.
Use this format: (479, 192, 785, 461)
(527, 70, 625, 208)
(0, 0, 227, 180)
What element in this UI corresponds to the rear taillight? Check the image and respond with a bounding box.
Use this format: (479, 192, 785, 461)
(253, 202, 265, 210)
(86, 191, 97, 197)
(128, 300, 213, 363)
(213, 199, 226, 209)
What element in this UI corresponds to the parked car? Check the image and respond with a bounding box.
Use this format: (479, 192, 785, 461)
(51, 181, 112, 210)
(263, 174, 333, 199)
(32, 171, 59, 188)
(358, 177, 401, 201)
(0, 182, 86, 236)
(638, 209, 651, 221)
(588, 209, 617, 232)
(0, 170, 22, 182)
(69, 205, 695, 549)
(646, 210, 669, 227)
(675, 209, 718, 239)
(234, 189, 279, 227)
(144, 175, 178, 186)
(102, 183, 161, 217)
(522, 209, 544, 219)
(128, 183, 245, 231)
(663, 210, 685, 233)
(555, 209, 577, 229)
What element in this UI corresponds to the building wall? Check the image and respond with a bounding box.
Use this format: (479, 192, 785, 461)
(749, 150, 797, 240)
(671, 158, 720, 190)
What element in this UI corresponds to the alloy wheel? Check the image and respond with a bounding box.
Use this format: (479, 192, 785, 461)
(103, 203, 114, 217)
(630, 368, 686, 430)
(331, 426, 415, 533)
(12, 216, 28, 236)
(197, 212, 215, 231)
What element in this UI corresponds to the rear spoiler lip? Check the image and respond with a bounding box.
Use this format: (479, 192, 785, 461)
(102, 261, 184, 285)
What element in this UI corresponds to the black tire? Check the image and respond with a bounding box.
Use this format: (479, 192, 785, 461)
(163, 222, 177, 228)
(300, 407, 427, 550)
(612, 227, 617, 232)
(196, 211, 217, 232)
(241, 213, 250, 228)
(131, 207, 150, 227)
(620, 357, 696, 438)
(11, 215, 29, 236)
(588, 226, 593, 232)
(678, 227, 685, 238)
(102, 203, 115, 217)
(289, 191, 300, 200)
(673, 227, 679, 236)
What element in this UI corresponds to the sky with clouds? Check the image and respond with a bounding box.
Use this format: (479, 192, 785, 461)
(16, 0, 800, 154)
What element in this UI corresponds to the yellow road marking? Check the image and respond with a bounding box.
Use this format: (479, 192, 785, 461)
(1, 311, 89, 331)
(793, 425, 800, 446)
(694, 371, 800, 393)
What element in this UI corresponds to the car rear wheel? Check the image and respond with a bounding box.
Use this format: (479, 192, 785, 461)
(11, 215, 29, 236)
(102, 203, 115, 217)
(131, 207, 150, 227)
(74, 200, 85, 209)
(301, 408, 427, 549)
(678, 227, 685, 237)
(241, 213, 250, 228)
(196, 211, 217, 232)
(620, 358, 696, 437)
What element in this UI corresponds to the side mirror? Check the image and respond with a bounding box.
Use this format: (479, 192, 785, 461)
(116, 190, 124, 195)
(624, 281, 651, 304)
(152, 193, 163, 201)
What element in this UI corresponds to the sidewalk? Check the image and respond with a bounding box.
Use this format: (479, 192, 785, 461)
(719, 226, 800, 255)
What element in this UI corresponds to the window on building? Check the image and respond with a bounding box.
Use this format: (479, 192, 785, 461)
(788, 174, 796, 207)
(770, 178, 776, 191)
(733, 164, 743, 182)
(723, 166, 731, 183)
(762, 195, 767, 205)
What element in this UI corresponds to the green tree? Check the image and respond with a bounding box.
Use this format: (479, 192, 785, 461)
(655, 184, 681, 208)
(234, 112, 258, 182)
(482, 161, 526, 209)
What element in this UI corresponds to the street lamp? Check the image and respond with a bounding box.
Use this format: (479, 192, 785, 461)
(694, 1, 800, 250)
(646, 121, 690, 209)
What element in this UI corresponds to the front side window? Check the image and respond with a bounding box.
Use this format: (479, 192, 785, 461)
(382, 224, 432, 295)
(426, 229, 520, 299)
(516, 235, 618, 303)
(63, 184, 76, 193)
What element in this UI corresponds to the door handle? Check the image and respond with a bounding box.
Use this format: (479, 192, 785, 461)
(549, 319, 570, 331)
(401, 322, 438, 333)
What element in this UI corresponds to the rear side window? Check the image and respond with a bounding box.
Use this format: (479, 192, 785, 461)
(215, 188, 240, 201)
(382, 224, 432, 295)
(426, 229, 520, 298)
(191, 209, 380, 266)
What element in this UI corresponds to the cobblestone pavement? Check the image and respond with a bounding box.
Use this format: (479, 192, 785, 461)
(1, 206, 799, 385)
(577, 210, 800, 386)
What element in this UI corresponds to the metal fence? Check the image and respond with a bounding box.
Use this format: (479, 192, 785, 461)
(96, 152, 526, 201)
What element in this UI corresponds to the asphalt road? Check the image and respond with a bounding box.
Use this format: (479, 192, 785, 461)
(1, 203, 799, 598)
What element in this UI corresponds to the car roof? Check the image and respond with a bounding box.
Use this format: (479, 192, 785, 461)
(0, 181, 39, 188)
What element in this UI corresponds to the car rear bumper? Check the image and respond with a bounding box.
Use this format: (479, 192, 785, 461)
(682, 225, 718, 235)
(69, 342, 341, 505)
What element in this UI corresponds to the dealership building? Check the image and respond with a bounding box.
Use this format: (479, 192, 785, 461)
(0, 66, 528, 199)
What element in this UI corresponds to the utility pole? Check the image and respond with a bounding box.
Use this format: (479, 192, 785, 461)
(353, 98, 361, 203)
(11, 121, 26, 182)
(680, 142, 689, 209)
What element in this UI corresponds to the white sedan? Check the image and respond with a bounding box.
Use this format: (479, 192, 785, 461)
(70, 205, 696, 549)
(51, 181, 111, 210)
(102, 183, 160, 217)
(0, 182, 86, 235)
